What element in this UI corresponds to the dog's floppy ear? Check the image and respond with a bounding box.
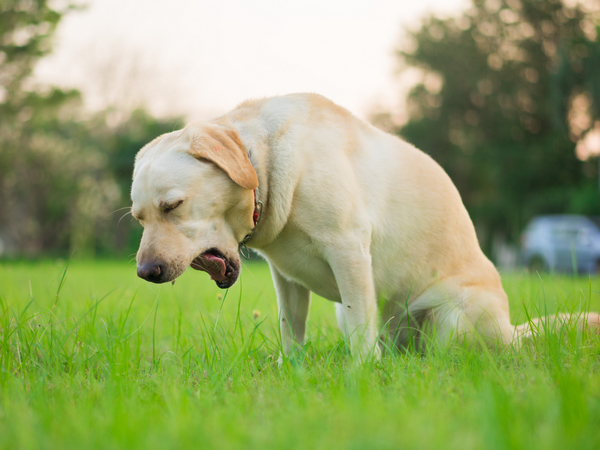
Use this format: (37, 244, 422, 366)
(184, 123, 259, 190)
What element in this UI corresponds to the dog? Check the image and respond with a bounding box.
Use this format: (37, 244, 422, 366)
(131, 93, 599, 361)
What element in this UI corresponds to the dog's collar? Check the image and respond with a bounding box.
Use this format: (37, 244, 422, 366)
(238, 189, 263, 259)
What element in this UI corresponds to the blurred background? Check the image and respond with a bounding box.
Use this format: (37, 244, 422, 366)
(1, 0, 599, 270)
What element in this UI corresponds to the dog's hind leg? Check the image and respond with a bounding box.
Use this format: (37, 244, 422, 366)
(420, 282, 514, 350)
(387, 280, 514, 352)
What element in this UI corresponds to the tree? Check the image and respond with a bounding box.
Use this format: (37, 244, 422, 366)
(395, 0, 600, 255)
(0, 1, 181, 258)
(0, 0, 65, 110)
(0, 0, 86, 254)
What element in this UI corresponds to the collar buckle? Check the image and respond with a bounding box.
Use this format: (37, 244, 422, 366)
(238, 191, 262, 259)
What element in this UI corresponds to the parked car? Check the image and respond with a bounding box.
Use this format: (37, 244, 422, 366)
(521, 215, 600, 274)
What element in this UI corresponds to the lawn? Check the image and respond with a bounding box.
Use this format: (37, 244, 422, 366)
(1, 259, 600, 449)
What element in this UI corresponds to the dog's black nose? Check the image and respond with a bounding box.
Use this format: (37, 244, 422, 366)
(137, 262, 163, 282)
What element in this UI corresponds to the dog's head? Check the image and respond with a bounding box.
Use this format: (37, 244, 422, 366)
(131, 122, 258, 288)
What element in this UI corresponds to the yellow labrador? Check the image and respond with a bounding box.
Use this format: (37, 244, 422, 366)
(131, 93, 598, 361)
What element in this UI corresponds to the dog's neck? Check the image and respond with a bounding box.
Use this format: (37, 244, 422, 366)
(213, 108, 298, 251)
(242, 140, 271, 249)
(237, 189, 263, 258)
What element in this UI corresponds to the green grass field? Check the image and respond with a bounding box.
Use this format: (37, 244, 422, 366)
(1, 259, 600, 449)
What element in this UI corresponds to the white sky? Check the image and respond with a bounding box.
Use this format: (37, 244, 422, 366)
(37, 0, 468, 121)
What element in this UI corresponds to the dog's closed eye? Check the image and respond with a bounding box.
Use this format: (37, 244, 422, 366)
(163, 200, 183, 213)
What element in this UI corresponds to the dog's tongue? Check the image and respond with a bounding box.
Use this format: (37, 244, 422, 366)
(191, 253, 227, 281)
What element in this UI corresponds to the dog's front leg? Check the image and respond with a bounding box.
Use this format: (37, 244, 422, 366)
(327, 241, 381, 363)
(269, 264, 311, 361)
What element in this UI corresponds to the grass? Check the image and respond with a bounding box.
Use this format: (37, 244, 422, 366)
(0, 259, 600, 449)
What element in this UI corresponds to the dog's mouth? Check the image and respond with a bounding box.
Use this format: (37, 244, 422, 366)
(190, 248, 239, 289)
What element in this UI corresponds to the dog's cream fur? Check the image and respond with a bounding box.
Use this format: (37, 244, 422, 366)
(131, 93, 599, 361)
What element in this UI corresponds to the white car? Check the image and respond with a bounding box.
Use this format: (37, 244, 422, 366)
(521, 215, 600, 274)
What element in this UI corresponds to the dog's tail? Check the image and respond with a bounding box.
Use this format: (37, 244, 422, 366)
(514, 312, 600, 340)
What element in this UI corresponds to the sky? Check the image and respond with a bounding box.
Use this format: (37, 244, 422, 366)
(37, 0, 468, 122)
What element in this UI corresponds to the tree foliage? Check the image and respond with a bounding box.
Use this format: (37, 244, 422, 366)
(397, 0, 600, 253)
(0, 0, 181, 257)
